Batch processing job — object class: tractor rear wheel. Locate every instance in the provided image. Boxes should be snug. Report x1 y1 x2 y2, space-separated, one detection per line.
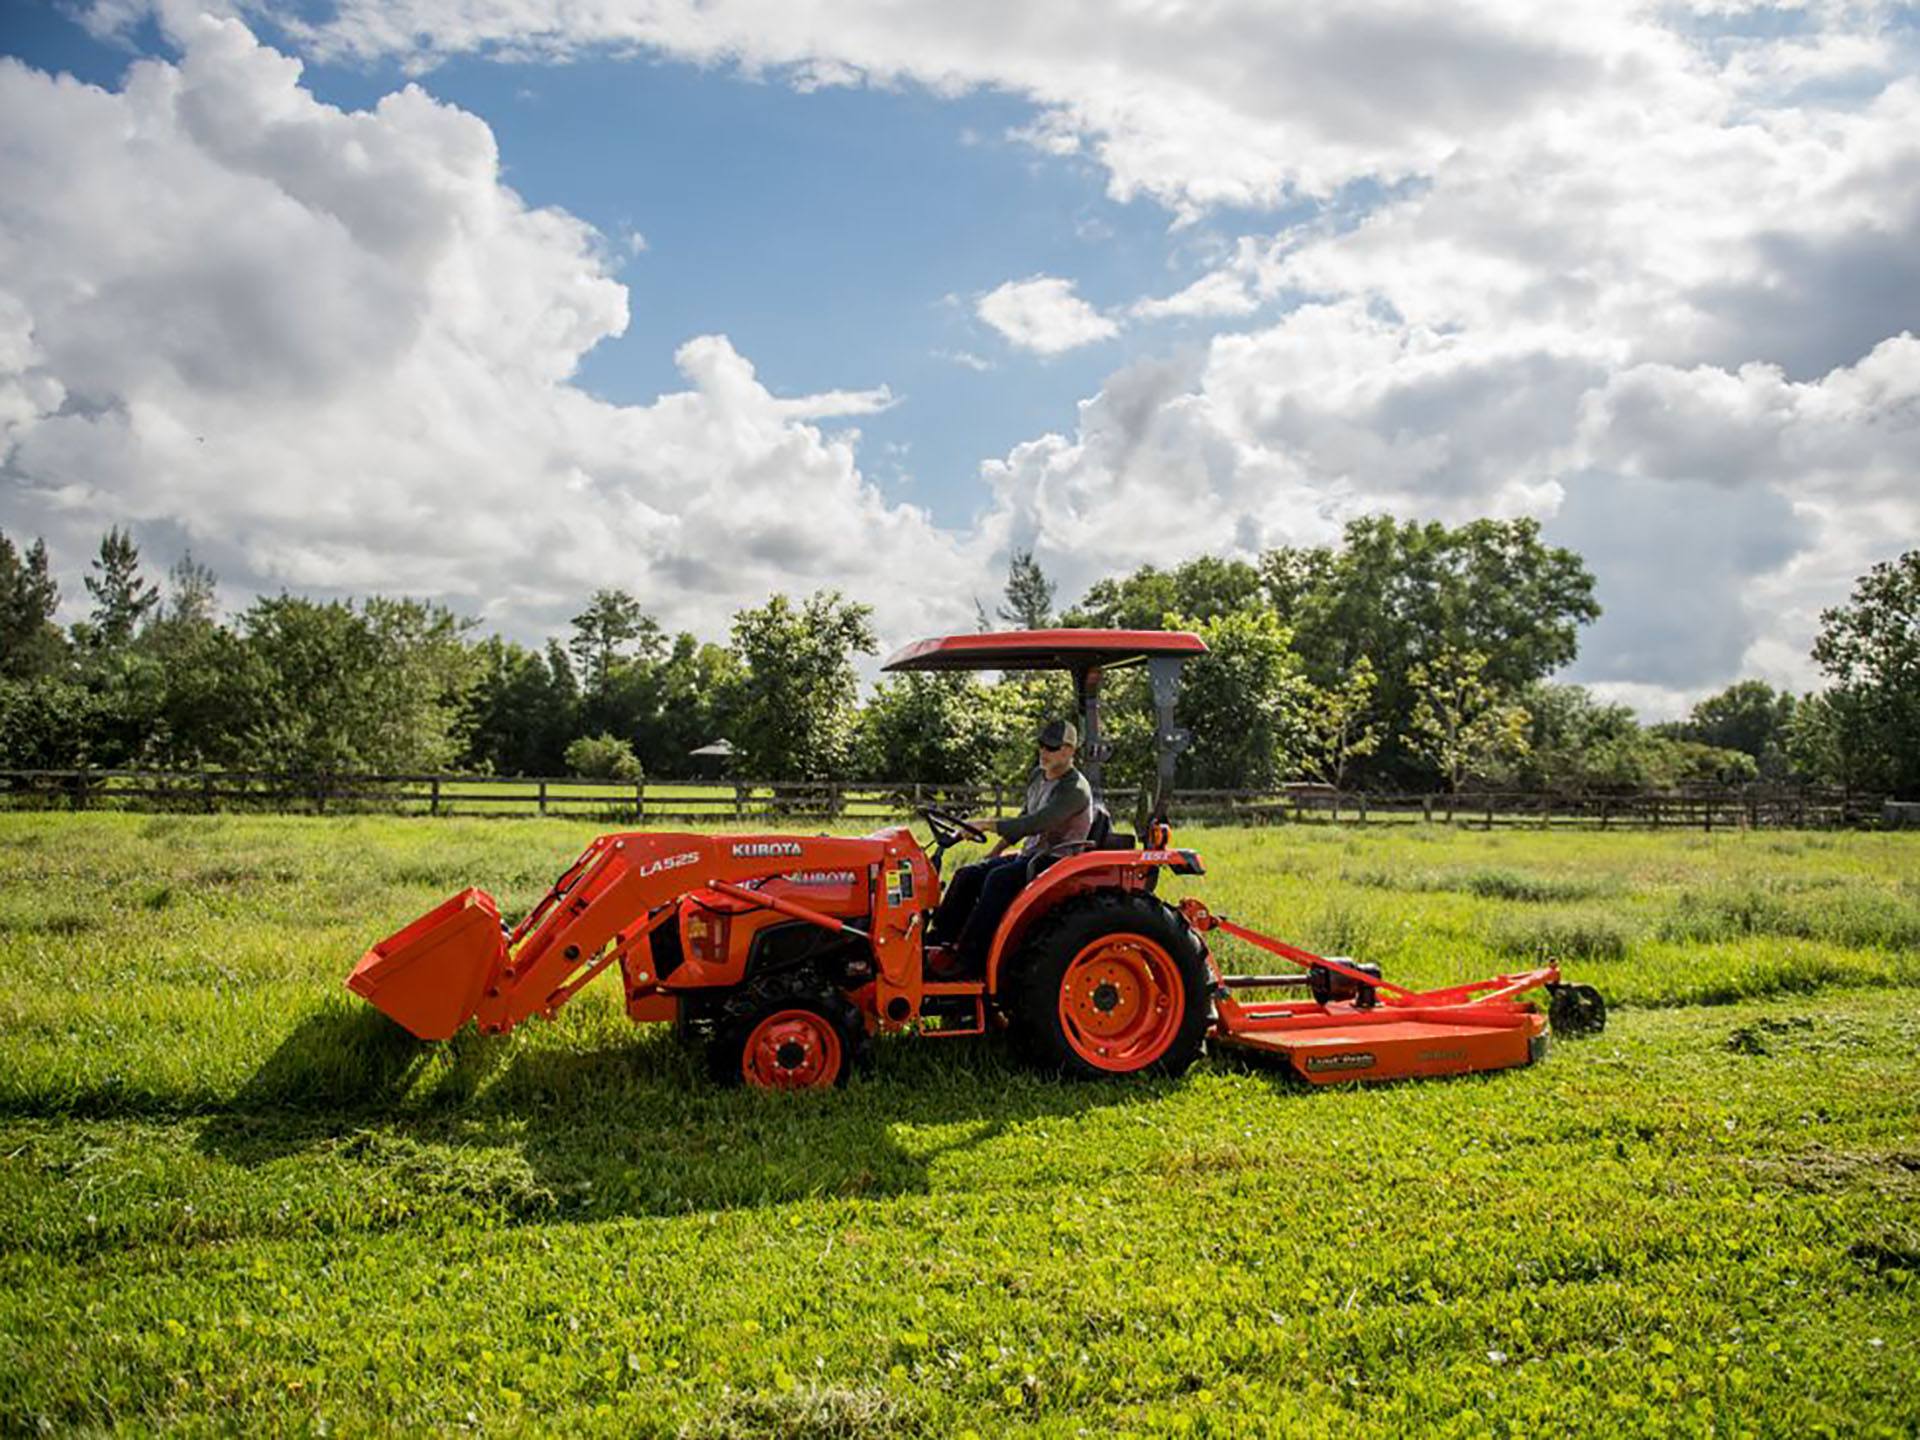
1006 893 1211 1080
710 975 867 1089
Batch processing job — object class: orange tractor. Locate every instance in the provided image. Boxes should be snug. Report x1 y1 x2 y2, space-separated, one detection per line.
348 630 1604 1088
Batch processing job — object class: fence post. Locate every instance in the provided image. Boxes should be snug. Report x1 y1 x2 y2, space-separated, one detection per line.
1485 797 1494 831
202 770 215 815
537 779 548 818
1600 797 1610 831
1357 792 1368 825
635 779 645 822
1422 795 1433 824
430 775 441 817
1540 793 1551 830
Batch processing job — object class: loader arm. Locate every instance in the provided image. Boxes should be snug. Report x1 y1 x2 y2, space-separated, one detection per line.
349 830 928 1040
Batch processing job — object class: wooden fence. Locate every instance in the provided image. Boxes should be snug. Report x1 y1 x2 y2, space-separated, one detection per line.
0 769 1889 830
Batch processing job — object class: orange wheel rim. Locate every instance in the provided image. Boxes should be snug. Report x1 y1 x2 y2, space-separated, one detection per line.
742 1009 843 1089
1057 934 1185 1072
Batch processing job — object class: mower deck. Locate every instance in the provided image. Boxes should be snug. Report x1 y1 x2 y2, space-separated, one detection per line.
1184 899 1565 1084
1212 1008 1544 1083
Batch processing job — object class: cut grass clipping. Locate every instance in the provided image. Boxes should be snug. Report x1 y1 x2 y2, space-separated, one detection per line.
0 814 1915 1436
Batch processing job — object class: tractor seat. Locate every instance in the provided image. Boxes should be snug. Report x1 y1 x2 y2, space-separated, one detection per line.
1087 804 1113 848
1087 804 1136 851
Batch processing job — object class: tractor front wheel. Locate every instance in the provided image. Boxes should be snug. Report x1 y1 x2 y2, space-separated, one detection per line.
1007 893 1211 1079
709 977 867 1090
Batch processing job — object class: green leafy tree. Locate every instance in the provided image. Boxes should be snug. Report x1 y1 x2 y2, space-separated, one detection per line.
1808 550 1919 797
1658 680 1797 779
997 549 1056 630
1167 608 1310 788
1785 692 1872 792
161 552 219 628
569 589 664 701
1585 732 1757 789
1408 647 1532 795
0 676 108 767
239 596 477 777
0 531 66 681
634 633 743 776
857 672 1003 784
129 552 256 766
565 732 644 781
1264 516 1598 782
461 636 579 775
1299 657 1382 790
728 591 877 779
147 625 256 768
1064 555 1265 629
1514 683 1640 791
81 526 160 652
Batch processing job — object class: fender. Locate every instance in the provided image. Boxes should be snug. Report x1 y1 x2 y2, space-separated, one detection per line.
983 847 1205 995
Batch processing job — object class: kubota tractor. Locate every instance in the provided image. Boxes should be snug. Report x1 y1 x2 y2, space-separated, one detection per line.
348 630 1604 1088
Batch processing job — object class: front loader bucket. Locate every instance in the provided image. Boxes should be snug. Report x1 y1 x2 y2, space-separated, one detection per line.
346 887 506 1040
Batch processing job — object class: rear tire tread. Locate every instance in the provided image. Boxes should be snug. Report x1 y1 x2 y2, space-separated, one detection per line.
1004 891 1211 1080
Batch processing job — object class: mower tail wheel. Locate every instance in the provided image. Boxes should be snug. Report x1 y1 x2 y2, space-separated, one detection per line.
1005 892 1211 1080
709 975 868 1089
1547 982 1607 1038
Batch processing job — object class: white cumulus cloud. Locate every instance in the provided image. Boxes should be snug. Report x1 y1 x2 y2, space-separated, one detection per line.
976 276 1119 357
132 0 1652 220
0 15 982 650
31 1 1920 715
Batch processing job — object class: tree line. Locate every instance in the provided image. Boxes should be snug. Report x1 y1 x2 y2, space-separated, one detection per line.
2 519 1914 798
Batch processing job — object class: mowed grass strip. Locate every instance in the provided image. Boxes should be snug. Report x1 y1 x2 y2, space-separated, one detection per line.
0 814 1916 1436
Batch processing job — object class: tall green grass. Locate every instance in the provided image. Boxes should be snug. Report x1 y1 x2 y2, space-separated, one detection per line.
1 814 1916 1435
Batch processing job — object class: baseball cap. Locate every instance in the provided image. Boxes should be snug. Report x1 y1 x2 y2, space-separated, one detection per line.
1036 719 1079 749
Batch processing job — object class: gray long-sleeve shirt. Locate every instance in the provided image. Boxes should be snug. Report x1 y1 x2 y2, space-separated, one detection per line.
993 766 1094 855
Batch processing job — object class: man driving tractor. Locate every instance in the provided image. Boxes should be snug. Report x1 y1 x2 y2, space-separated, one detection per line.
931 718 1093 973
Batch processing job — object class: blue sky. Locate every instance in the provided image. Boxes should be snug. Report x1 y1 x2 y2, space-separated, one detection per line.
1 1 1916 714
4 2 1271 529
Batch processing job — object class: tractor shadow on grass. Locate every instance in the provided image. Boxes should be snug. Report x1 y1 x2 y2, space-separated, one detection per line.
195 1003 1160 1221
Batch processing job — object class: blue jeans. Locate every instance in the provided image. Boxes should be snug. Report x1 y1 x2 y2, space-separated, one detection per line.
934 852 1030 967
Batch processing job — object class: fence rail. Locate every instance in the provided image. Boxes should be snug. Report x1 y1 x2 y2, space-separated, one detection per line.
0 769 1891 829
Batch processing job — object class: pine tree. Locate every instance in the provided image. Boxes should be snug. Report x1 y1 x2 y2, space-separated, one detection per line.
163 552 219 628
1 531 65 679
83 527 160 650
568 589 661 701
998 548 1055 630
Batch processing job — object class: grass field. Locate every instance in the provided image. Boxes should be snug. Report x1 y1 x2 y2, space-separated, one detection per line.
2 814 1915 1436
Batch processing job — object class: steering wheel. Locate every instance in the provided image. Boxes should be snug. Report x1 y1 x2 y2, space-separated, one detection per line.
920 805 990 848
